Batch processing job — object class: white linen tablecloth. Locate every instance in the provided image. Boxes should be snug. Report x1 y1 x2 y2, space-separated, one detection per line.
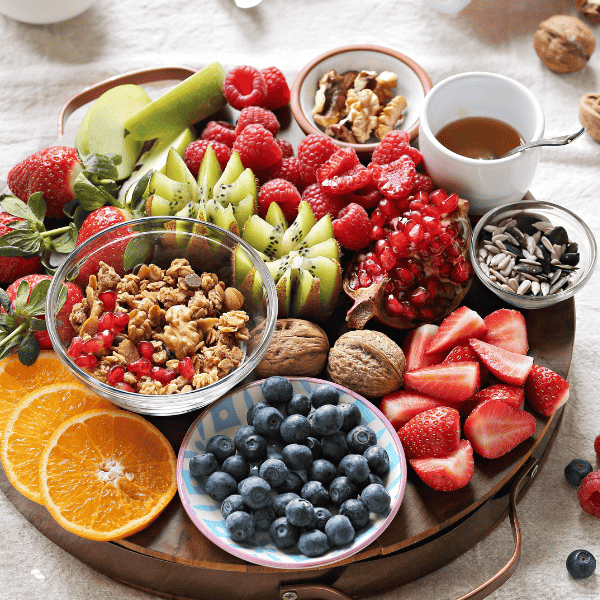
1 1 599 598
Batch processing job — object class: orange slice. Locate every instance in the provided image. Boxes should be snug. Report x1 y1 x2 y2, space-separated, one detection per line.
39 409 177 541
1 382 117 504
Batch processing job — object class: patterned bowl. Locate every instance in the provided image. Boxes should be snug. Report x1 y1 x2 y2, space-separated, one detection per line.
177 378 407 569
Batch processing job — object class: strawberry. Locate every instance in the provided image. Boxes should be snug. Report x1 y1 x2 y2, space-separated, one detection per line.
380 389 448 430
524 364 569 417
443 344 490 385
397 406 461 459
469 338 533 386
402 324 445 372
403 361 480 403
460 383 525 418
595 435 600 461
0 213 42 283
409 439 474 491
578 471 600 518
482 308 528 355
426 306 488 355
463 399 537 459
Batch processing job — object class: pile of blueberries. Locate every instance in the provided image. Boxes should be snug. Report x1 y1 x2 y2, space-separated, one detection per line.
189 376 392 558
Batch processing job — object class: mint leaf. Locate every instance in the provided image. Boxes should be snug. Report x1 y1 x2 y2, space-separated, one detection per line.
18 332 40 366
15 280 30 313
0 195 38 222
123 236 151 271
27 192 47 224
26 280 51 316
73 206 93 231
57 284 68 313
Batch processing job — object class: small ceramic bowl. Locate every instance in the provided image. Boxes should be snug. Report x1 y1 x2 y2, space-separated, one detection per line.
470 200 597 309
291 44 432 156
418 72 545 216
0 0 94 24
177 378 407 569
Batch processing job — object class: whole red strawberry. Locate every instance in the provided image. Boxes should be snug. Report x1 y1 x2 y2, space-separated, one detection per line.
7 146 83 219
524 364 570 417
0 213 42 283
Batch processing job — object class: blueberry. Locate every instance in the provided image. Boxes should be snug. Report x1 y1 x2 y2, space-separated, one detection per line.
247 401 268 426
285 497 315 527
273 492 300 518
301 480 329 506
360 483 391 514
266 445 283 461
221 455 250 483
566 549 596 579
237 433 268 463
339 498 370 530
253 406 285 438
309 459 337 486
298 529 330 557
363 445 390 476
313 506 332 531
234 425 256 451
286 393 311 416
321 431 349 463
261 376 294 406
281 443 313 471
238 476 272 509
311 404 344 436
249 466 260 477
305 436 324 460
221 494 245 519
339 454 370 484
206 471 238 502
189 452 219 478
269 517 300 549
280 414 311 444
564 459 593 487
251 506 276 531
325 514 355 547
206 435 236 463
310 383 339 408
359 473 384 490
338 402 362 432
329 476 357 506
225 511 255 542
275 470 304 494
346 425 377 454
259 458 289 488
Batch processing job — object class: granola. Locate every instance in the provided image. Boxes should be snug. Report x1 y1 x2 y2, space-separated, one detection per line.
67 259 250 395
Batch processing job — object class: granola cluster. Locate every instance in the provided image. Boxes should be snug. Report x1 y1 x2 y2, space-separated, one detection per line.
68 259 250 395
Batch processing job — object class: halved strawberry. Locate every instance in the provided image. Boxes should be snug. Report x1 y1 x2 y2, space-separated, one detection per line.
409 439 474 491
460 383 525 418
380 389 448 430
403 361 480 403
524 364 570 417
469 338 533 386
482 309 528 355
464 399 537 459
397 406 461 459
443 344 490 385
426 306 487 355
402 324 446 372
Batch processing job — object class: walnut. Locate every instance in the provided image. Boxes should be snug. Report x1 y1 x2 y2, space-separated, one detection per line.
534 15 595 73
116 339 140 363
327 330 405 398
579 92 600 142
157 304 200 359
127 309 152 343
325 123 357 143
376 95 407 140
344 88 380 143
312 69 358 128
97 262 121 292
575 0 600 24
373 71 398 105
353 70 377 92
254 319 330 378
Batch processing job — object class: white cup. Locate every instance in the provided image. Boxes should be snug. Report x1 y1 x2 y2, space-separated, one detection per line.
418 72 545 215
0 0 94 24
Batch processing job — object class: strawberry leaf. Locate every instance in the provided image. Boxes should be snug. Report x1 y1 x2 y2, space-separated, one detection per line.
123 236 152 272
82 153 120 182
57 284 68 313
0 289 14 315
18 331 40 366
0 313 17 328
25 280 52 317
51 224 77 254
15 280 30 313
0 195 39 222
0 229 42 255
0 340 20 361
74 173 115 211
30 317 47 332
27 192 47 224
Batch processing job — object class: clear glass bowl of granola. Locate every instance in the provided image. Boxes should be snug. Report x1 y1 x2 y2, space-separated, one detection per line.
46 216 278 416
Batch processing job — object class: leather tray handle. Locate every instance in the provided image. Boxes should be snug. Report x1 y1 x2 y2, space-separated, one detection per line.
278 456 539 600
57 66 198 137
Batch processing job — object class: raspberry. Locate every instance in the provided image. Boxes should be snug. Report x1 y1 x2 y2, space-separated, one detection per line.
276 138 294 158
578 470 600 518
223 65 267 111
184 140 231 176
297 134 338 186
235 106 280 136
201 120 237 148
260 66 291 110
317 148 370 195
332 203 371 251
233 124 282 171
260 157 303 190
258 178 301 222
343 179 382 210
368 155 416 200
371 130 411 165
412 172 434 194
301 183 347 221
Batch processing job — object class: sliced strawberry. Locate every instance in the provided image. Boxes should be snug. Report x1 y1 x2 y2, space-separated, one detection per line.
482 309 528 355
409 439 474 491
524 364 570 417
380 389 448 430
464 399 536 459
426 306 487 355
469 338 533 386
402 324 445 372
403 361 480 403
460 383 525 418
397 406 461 459
443 344 490 385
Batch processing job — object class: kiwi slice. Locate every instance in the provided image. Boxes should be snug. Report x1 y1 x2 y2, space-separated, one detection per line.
197 145 222 202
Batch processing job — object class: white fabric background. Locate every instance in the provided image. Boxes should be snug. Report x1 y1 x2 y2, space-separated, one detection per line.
0 0 599 598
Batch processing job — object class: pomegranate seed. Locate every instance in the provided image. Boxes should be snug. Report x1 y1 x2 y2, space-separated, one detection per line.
83 337 104 354
371 209 386 228
413 191 429 203
97 329 115 349
401 301 417 320
364 258 382 277
150 367 177 385
407 210 424 224
107 365 126 386
385 295 404 316
116 382 137 393
67 337 85 357
113 312 130 332
419 308 435 320
127 358 152 376
375 239 391 256
406 221 424 243
178 356 195 380
358 271 373 287
430 189 447 208
410 287 429 306
422 205 442 219
451 261 473 283
98 290 117 312
74 354 97 368
97 312 115 332
378 197 397 219
409 199 426 212
380 250 396 271
423 216 443 234
389 229 409 250
440 192 459 214
370 225 386 240
137 341 154 360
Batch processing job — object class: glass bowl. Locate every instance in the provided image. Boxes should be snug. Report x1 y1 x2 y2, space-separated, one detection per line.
46 216 278 416
470 200 597 309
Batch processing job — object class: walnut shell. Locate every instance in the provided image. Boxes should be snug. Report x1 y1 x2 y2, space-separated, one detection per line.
534 15 595 73
327 330 405 399
253 319 329 378
579 92 600 142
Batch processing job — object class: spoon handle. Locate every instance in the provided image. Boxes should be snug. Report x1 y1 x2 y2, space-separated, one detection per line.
501 127 586 158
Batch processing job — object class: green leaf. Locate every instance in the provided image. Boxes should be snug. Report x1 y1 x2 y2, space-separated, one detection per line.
129 169 153 211
62 198 80 219
15 280 30 313
41 254 57 276
27 192 47 223
30 317 47 332
25 279 51 316
0 289 13 315
57 284 68 313
83 153 120 182
0 229 41 255
123 236 151 271
0 313 17 328
0 195 38 222
18 332 40 366
107 195 126 210
0 245 37 258
51 224 78 254
0 342 19 362
73 206 93 231
6 220 30 230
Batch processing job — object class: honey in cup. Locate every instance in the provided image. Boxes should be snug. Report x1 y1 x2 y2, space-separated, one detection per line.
435 116 524 160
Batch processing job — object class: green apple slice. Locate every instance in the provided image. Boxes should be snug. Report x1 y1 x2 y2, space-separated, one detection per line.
75 105 93 155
